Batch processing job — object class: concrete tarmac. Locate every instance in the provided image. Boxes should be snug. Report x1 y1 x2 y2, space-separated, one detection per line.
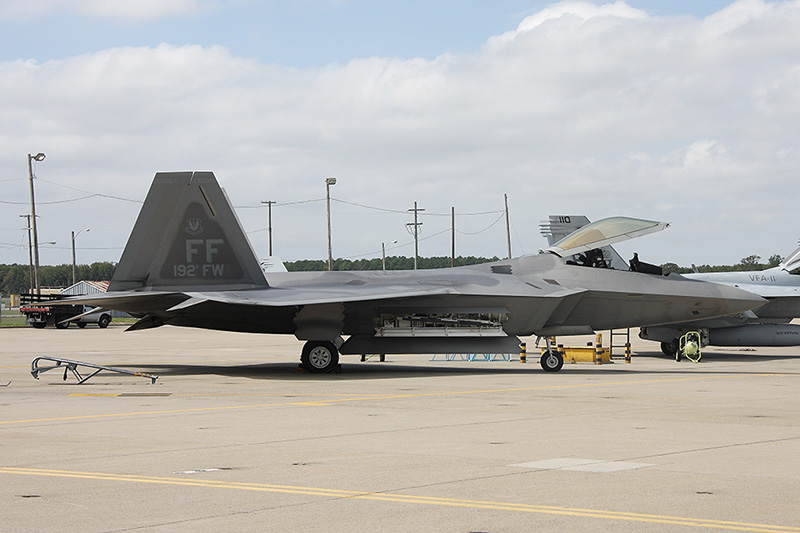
1 325 799 532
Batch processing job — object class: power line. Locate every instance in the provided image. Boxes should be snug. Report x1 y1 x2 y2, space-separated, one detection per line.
332 197 503 217
35 178 143 203
455 212 506 235
235 198 324 209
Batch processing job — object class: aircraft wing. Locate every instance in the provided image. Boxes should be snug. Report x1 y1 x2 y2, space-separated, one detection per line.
60 270 585 312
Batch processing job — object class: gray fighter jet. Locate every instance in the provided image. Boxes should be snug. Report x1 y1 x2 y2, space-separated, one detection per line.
540 215 800 355
59 172 764 373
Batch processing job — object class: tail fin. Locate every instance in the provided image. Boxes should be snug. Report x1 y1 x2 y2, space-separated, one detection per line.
110 171 268 291
539 215 591 246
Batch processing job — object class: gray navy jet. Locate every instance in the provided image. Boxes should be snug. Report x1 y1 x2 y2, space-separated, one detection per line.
60 172 764 373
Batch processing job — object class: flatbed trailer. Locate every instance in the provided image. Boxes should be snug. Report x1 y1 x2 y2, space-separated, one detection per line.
20 292 111 329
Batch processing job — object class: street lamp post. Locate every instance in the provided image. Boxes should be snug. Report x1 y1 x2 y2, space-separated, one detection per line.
71 228 90 285
325 177 336 271
19 215 33 291
27 152 46 294
382 240 397 271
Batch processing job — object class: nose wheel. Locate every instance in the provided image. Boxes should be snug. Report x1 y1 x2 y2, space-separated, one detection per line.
540 350 564 372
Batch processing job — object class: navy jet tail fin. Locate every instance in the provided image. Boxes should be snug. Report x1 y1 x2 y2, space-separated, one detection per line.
539 215 591 246
109 171 268 291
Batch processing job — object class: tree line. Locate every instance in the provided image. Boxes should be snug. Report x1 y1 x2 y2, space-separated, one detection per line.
660 254 784 274
0 262 116 296
0 253 787 297
285 255 501 272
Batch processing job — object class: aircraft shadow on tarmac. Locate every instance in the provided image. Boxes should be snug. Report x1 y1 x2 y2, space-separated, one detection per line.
111 351 800 381
634 349 800 363
116 361 547 381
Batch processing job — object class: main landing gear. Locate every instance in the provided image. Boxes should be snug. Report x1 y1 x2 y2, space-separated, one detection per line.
660 339 678 356
300 341 340 373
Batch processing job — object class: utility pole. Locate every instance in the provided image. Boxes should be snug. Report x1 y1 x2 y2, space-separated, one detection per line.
407 202 424 270
19 214 33 291
451 207 455 268
261 200 275 256
381 240 397 271
504 193 512 260
27 153 45 294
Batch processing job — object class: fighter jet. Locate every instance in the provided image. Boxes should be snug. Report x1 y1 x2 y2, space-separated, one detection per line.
540 215 800 355
58 172 764 373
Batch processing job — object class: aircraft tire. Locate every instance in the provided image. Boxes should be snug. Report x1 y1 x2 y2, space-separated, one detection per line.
301 341 340 373
661 340 678 356
540 350 564 372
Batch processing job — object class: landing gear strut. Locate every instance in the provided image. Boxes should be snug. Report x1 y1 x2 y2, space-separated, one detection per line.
301 341 340 373
538 337 564 372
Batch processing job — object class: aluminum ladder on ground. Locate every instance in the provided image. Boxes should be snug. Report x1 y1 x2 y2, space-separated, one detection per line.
31 356 158 384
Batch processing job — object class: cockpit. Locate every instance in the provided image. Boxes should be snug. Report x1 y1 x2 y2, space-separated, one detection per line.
545 216 670 275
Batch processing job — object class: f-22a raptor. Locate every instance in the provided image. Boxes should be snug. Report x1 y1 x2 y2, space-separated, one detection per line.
60 172 764 373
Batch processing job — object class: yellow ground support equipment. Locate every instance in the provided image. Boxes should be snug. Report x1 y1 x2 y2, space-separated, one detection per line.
677 331 702 363
542 339 610 364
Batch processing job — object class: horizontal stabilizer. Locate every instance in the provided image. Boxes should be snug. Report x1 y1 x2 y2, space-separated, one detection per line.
126 315 165 331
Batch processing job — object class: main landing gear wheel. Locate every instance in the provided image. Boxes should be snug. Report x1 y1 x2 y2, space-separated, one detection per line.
301 341 340 373
661 339 678 357
540 350 564 372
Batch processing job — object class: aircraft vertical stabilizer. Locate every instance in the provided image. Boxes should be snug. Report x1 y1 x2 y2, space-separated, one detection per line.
109 171 268 291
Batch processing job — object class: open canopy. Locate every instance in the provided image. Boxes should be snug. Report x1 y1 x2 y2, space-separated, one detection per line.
546 216 670 258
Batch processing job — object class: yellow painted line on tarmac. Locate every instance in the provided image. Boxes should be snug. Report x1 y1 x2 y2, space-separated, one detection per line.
0 373 781 426
0 467 797 532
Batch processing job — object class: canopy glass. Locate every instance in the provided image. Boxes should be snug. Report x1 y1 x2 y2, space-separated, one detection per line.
547 216 669 257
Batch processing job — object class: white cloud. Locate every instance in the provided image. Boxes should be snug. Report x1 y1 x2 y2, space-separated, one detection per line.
2 0 800 267
489 0 647 47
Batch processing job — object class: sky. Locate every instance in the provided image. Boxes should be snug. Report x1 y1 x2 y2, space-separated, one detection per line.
1 0 798 271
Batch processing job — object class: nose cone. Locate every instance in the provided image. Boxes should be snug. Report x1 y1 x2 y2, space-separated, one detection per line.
691 280 767 319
